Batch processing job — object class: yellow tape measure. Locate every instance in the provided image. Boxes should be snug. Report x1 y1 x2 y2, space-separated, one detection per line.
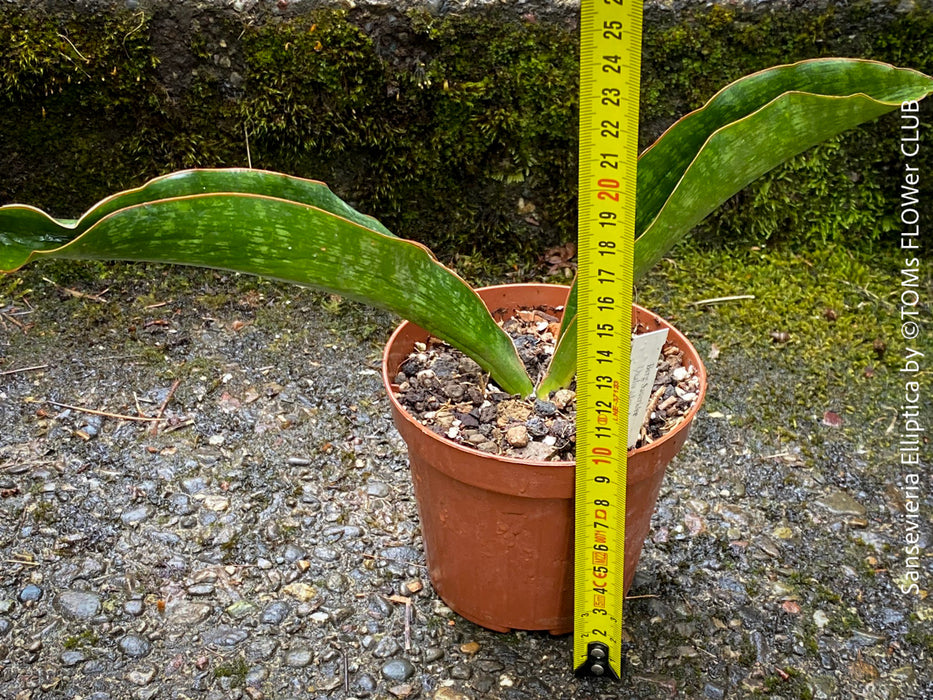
574 0 642 679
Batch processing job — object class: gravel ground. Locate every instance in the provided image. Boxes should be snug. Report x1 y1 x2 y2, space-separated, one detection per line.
1 262 930 699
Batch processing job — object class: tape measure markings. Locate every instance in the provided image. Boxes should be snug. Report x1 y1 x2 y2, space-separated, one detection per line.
573 0 643 680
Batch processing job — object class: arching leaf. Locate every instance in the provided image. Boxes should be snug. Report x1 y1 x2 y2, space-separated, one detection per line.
634 59 933 278
0 169 534 396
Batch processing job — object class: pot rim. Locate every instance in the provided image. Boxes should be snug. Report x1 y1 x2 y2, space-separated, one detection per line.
381 282 707 468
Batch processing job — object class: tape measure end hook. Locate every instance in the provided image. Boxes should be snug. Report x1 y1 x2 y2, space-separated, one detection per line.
574 642 623 680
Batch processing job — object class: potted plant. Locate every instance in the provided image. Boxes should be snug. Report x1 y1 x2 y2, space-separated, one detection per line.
2 59 931 634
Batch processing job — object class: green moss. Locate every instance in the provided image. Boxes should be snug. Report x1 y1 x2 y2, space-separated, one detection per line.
213 656 249 685
232 8 580 259
0 10 170 212
0 1 930 263
737 634 757 666
278 522 300 540
62 629 98 650
637 239 929 456
32 499 56 525
828 607 864 635
759 667 814 699
195 291 237 311
904 626 933 653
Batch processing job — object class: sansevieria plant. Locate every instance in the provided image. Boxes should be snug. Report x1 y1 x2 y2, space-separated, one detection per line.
2 59 931 398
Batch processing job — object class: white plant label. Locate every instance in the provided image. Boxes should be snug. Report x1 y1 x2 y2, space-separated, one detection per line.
628 328 669 449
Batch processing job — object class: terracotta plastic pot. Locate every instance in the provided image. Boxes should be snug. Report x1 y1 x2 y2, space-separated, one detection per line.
382 284 706 634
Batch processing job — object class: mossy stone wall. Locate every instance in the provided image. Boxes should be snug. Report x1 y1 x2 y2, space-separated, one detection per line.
0 0 930 262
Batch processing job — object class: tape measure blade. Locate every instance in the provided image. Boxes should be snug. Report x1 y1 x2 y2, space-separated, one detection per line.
574 0 642 680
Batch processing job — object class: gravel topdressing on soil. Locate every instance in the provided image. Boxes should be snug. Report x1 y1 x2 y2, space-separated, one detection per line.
392 308 701 462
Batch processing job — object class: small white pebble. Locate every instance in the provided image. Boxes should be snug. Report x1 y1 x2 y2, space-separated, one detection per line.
552 389 576 409
506 425 529 448
201 495 229 512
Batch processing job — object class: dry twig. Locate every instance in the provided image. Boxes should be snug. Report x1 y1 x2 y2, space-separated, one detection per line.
0 365 48 376
4 557 39 567
47 400 164 422
162 419 195 434
690 294 756 306
0 312 28 330
42 277 109 303
149 379 182 435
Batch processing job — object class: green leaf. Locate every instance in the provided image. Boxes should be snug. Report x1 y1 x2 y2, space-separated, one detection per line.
0 169 534 397
537 312 576 398
555 59 931 385
540 277 575 395
556 276 577 342
634 58 933 279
